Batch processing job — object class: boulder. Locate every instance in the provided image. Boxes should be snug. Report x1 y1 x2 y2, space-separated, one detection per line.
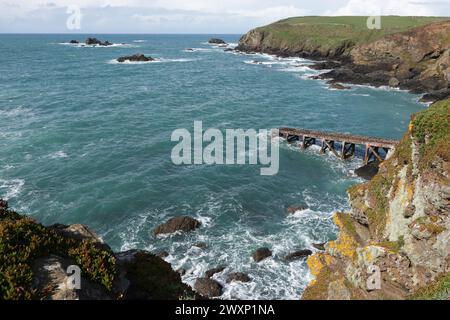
355 161 380 180
389 77 400 87
253 247 272 262
32 255 112 300
285 249 313 262
117 54 154 63
153 250 169 258
194 278 223 298
193 242 207 249
205 266 225 278
226 272 251 283
153 216 201 236
52 224 110 250
208 38 226 45
287 204 308 215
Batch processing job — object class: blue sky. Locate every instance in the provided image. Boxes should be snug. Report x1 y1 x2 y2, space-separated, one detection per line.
1 0 449 33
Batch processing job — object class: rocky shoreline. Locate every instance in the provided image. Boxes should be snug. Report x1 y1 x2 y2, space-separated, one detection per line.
235 20 450 102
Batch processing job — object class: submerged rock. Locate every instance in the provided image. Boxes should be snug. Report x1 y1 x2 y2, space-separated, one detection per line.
205 266 225 278
312 243 326 251
208 38 226 44
253 247 272 262
194 278 223 298
285 250 313 262
287 204 308 215
226 272 251 283
117 54 154 63
355 161 380 180
153 216 201 236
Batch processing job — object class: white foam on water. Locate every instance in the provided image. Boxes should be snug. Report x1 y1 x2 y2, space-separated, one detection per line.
59 42 137 48
48 151 68 159
0 179 25 200
108 57 197 65
133 40 147 43
183 48 213 53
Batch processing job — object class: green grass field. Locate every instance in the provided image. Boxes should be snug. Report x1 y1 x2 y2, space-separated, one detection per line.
253 16 449 52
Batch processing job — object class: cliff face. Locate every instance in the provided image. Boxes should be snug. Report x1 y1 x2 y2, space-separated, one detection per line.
0 201 198 300
237 17 450 100
303 99 450 300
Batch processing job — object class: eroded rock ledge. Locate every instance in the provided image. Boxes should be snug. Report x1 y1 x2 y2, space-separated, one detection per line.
302 99 450 300
236 19 450 102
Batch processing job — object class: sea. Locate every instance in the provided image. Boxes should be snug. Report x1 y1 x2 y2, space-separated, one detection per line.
0 34 425 299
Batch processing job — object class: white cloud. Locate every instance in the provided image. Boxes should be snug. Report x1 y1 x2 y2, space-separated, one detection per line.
328 0 437 16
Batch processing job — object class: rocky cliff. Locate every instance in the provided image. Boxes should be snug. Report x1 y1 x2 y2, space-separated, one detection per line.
237 17 450 101
0 200 198 300
302 99 450 300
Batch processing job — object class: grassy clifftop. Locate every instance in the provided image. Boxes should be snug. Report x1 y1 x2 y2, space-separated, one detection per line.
239 16 449 56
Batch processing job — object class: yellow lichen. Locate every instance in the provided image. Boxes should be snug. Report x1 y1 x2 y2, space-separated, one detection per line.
307 253 333 277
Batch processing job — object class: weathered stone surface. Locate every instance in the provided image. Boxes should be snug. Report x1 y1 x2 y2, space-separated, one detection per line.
226 272 251 283
32 255 111 300
355 161 380 180
205 266 225 278
153 216 201 236
285 250 313 262
253 247 272 262
208 38 226 44
287 204 308 215
312 243 326 251
194 278 223 298
117 54 154 63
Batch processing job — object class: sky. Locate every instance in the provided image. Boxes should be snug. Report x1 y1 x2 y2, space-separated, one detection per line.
1 0 449 33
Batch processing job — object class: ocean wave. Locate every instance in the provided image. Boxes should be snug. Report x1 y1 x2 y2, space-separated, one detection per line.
107 57 197 65
133 40 147 43
183 48 213 53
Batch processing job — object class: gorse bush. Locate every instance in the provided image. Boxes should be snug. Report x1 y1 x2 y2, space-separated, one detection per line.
0 201 117 300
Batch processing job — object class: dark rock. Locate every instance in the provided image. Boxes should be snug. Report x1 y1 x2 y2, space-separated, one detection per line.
205 266 225 278
177 268 186 276
85 37 112 46
420 88 450 103
117 54 154 63
153 216 201 236
389 77 400 87
185 48 195 51
285 249 313 262
0 199 8 210
153 250 169 258
194 278 223 298
69 40 79 44
224 48 234 52
253 247 272 262
117 250 198 300
208 38 226 44
193 242 207 249
312 243 326 251
329 82 351 90
226 272 251 283
310 61 342 70
287 204 308 215
32 255 112 300
355 161 380 180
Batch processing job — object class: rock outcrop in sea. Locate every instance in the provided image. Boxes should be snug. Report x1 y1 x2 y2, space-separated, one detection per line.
302 99 450 300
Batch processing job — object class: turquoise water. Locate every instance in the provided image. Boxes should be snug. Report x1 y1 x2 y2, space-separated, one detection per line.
0 34 424 299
